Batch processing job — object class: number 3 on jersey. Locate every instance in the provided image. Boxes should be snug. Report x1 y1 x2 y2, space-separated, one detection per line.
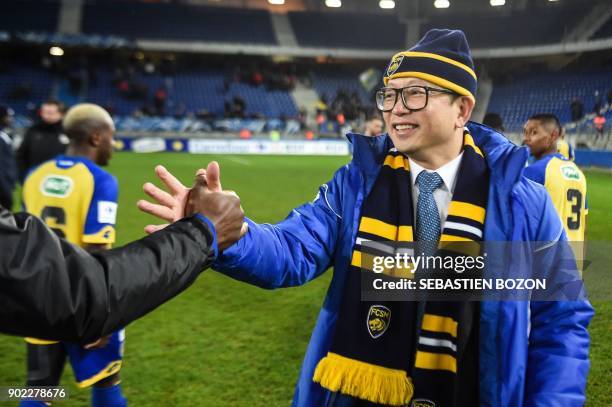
41 206 67 238
566 189 582 231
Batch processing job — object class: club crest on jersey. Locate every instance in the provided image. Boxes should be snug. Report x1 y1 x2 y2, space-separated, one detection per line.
387 55 404 77
367 305 391 338
40 175 73 198
561 165 580 180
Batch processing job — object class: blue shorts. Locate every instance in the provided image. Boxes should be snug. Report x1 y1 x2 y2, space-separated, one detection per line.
25 329 125 388
65 329 125 388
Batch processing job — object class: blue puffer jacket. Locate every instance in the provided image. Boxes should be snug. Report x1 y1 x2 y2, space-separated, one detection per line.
213 122 593 406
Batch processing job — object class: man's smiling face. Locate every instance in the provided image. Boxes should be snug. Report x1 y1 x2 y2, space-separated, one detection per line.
383 77 463 164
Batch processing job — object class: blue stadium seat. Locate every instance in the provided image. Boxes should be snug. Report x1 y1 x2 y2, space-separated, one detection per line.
488 71 612 131
288 11 405 49
0 66 55 114
82 2 277 44
312 66 375 107
423 5 590 48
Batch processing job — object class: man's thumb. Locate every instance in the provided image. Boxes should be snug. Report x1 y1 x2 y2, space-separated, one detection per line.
206 161 222 192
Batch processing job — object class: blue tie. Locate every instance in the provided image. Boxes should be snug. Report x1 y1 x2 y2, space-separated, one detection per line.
415 171 443 245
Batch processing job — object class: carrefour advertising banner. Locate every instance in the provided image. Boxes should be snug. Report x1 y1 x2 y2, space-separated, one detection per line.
115 137 350 156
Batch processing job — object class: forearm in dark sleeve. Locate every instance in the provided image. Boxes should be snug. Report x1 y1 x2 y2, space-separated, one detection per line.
92 215 216 338
0 211 215 343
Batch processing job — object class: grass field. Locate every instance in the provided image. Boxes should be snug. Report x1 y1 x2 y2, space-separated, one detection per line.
1 152 610 406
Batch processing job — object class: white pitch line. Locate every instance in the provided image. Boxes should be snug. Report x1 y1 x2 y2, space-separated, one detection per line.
226 156 252 166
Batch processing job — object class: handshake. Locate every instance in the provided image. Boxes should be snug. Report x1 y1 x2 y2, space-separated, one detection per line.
137 161 247 251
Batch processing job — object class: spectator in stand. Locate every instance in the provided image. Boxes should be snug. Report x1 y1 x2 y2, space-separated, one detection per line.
117 80 130 98
232 96 246 119
252 71 264 87
483 112 505 132
316 111 327 134
607 89 612 108
142 104 155 117
349 92 362 120
594 112 606 139
316 96 328 117
16 99 67 182
67 67 86 96
174 103 187 119
363 115 384 137
0 106 16 210
594 90 602 114
570 98 584 122
336 113 346 127
298 107 308 131
154 87 168 116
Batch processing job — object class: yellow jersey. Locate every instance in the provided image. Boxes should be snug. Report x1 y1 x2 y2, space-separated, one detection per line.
23 155 118 247
557 139 575 161
524 153 587 242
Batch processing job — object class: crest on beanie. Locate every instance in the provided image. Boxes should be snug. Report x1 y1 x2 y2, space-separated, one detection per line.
386 55 404 77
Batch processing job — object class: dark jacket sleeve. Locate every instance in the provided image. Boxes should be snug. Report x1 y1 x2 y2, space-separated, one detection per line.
0 207 216 343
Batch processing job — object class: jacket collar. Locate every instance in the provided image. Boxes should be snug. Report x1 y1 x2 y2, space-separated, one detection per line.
347 121 529 190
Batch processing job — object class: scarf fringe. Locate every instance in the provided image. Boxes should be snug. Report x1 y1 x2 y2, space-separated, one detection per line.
313 352 413 406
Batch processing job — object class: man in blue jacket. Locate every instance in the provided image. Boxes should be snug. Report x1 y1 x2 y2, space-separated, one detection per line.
140 29 592 406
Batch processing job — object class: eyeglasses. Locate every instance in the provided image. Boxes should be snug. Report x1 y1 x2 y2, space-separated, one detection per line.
375 86 458 112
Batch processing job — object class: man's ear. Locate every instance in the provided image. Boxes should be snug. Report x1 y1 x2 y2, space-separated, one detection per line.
550 128 561 143
89 131 101 147
455 96 475 129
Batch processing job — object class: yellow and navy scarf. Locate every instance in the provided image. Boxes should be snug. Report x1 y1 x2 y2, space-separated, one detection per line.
314 131 489 406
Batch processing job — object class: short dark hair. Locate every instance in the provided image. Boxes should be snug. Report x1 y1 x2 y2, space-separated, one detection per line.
366 110 383 122
483 112 504 132
42 98 66 113
528 113 561 134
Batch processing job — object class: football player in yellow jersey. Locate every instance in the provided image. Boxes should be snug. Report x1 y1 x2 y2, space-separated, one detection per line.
523 113 587 267
22 104 126 407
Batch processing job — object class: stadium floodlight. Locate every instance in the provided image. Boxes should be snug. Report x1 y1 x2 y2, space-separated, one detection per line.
268 0 285 4
49 46 64 56
490 0 505 5
325 0 342 7
379 0 395 9
434 0 450 9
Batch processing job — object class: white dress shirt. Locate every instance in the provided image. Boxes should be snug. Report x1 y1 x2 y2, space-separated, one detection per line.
409 152 464 231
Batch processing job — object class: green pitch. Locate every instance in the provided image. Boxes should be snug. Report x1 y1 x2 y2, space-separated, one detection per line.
1 153 610 406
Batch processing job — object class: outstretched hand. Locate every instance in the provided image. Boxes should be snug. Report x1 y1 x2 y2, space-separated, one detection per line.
137 164 191 233
137 161 247 250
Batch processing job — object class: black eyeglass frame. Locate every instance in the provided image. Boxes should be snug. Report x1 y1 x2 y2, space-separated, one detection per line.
375 85 459 112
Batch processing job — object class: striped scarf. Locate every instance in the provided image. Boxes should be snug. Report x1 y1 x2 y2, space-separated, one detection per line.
313 131 489 406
